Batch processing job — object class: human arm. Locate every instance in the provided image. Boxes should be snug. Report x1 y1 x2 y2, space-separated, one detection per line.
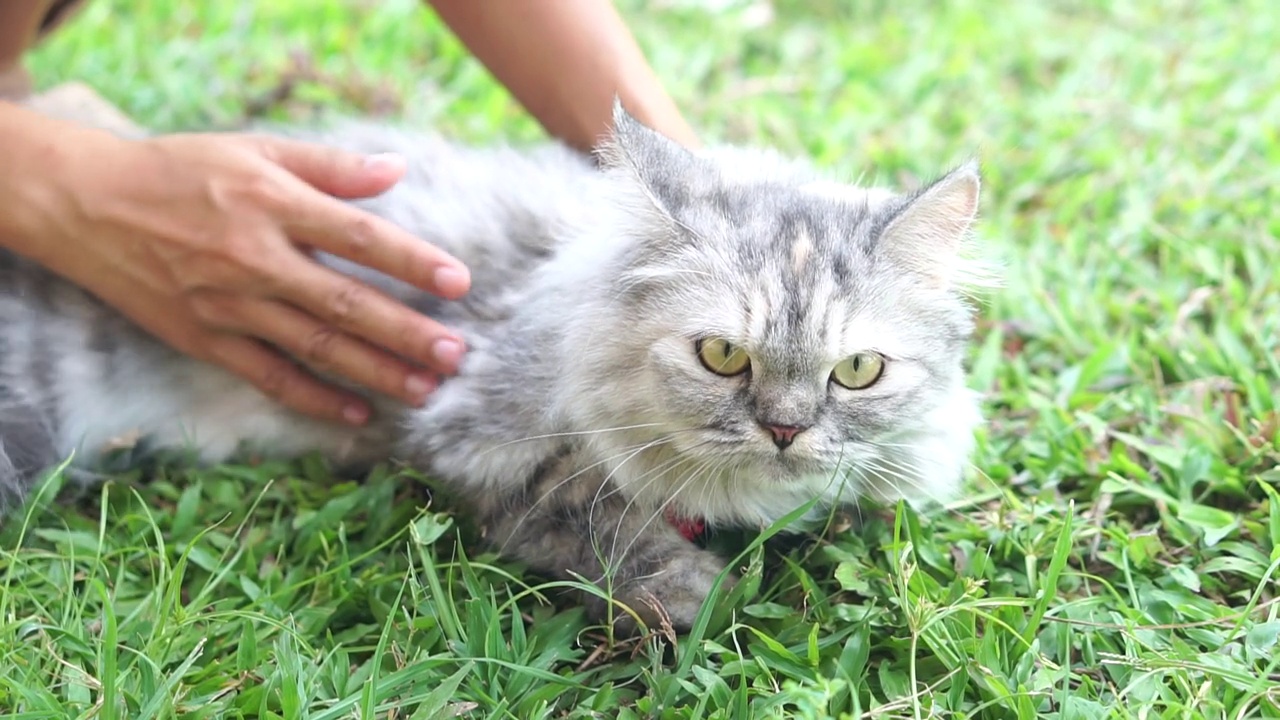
0 100 470 425
426 0 699 153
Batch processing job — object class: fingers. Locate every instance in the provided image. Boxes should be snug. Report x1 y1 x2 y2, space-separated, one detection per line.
192 134 473 414
263 256 467 377
96 278 372 425
205 334 373 426
228 296 440 407
281 191 472 301
257 135 407 199
252 133 472 300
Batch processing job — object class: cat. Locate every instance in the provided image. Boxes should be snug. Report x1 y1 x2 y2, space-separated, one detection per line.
0 104 991 632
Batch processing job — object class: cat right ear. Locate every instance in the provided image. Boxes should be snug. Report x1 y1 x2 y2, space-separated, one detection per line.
598 98 677 168
595 98 702 219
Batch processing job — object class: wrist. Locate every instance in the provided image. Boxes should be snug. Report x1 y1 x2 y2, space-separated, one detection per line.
0 101 132 266
429 0 699 153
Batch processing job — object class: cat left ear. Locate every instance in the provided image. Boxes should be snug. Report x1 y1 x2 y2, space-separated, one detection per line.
874 161 982 288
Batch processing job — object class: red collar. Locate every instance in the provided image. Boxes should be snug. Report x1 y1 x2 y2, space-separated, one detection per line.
664 506 706 542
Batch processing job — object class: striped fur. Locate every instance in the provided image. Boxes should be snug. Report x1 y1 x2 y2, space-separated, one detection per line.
0 106 989 630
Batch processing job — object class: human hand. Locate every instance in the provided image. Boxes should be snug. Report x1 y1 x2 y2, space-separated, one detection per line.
31 130 470 425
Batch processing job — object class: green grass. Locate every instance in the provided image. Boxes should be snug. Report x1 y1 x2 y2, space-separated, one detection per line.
4 0 1279 717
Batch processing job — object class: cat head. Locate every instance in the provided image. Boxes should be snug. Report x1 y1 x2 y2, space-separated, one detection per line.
554 104 992 526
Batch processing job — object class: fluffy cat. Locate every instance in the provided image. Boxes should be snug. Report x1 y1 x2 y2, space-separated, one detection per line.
0 105 989 631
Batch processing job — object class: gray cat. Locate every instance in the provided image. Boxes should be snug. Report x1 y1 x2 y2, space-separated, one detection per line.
0 105 990 631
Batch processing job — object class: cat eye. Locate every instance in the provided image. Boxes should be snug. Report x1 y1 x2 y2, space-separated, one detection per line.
696 338 751 376
830 352 885 390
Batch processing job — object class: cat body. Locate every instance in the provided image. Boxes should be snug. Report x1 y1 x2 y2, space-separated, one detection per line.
0 107 988 629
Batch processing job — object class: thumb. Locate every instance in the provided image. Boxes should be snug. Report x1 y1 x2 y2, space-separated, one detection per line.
257 136 407 199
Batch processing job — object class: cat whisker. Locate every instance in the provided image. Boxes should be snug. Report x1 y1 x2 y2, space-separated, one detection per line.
478 422 669 455
844 458 885 509
684 456 734 520
865 452 926 485
590 453 700 580
862 437 925 450
599 452 703 542
827 454 863 516
586 441 686 530
609 456 717 568
618 451 735 567
698 454 742 514
593 453 681 508
838 460 869 527
859 455 939 502
585 439 718 577
497 435 675 556
692 460 726 522
588 437 717 513
867 445 962 502
859 456 914 487
607 449 723 557
835 447 866 508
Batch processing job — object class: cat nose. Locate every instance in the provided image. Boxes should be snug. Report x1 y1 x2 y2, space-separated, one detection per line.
762 423 808 450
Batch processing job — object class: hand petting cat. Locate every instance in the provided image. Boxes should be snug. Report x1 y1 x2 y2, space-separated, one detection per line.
0 111 474 425
0 0 697 425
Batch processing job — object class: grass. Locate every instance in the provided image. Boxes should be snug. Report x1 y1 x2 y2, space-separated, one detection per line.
4 0 1279 717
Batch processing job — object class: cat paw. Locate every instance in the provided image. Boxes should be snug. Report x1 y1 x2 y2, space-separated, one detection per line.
592 547 736 634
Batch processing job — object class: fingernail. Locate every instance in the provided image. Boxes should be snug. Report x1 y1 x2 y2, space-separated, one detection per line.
405 373 437 402
342 403 370 426
433 265 471 295
363 153 405 173
432 337 466 370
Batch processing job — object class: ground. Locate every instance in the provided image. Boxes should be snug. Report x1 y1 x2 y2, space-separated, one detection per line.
3 0 1278 717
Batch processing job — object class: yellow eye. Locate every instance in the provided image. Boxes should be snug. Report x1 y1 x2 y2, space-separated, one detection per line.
830 352 885 389
696 338 751 376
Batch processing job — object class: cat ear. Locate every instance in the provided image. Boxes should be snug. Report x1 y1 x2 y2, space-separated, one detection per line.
601 98 687 167
596 98 701 217
874 161 984 288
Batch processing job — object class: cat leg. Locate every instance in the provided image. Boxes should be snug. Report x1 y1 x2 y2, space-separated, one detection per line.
475 449 735 633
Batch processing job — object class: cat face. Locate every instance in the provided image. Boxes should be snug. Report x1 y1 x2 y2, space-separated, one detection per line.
558 107 990 525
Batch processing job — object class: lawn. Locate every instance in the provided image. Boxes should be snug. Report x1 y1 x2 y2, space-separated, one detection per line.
3 0 1279 717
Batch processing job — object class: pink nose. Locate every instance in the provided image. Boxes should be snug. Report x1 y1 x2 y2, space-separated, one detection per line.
763 424 807 450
